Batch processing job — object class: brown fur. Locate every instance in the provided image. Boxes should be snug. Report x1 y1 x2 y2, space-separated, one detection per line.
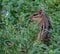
29 8 52 44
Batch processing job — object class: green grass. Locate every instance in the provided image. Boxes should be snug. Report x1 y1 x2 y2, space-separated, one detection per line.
0 0 60 54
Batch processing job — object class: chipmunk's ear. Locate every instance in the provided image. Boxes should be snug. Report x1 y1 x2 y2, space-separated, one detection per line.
37 8 42 14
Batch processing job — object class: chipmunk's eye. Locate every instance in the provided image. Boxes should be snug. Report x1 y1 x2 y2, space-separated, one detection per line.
33 13 38 16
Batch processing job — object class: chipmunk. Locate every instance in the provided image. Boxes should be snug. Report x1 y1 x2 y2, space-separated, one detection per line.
29 8 52 45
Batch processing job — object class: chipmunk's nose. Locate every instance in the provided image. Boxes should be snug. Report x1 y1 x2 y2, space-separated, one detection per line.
29 16 31 18
29 15 33 19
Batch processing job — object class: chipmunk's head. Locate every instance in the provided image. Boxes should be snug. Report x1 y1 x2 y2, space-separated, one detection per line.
29 8 44 23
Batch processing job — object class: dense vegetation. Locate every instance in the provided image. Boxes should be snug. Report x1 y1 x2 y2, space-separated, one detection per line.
0 0 60 54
